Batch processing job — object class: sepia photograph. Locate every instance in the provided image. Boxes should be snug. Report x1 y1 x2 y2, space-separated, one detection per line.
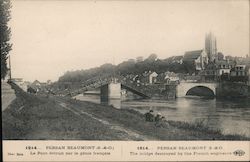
1 0 250 144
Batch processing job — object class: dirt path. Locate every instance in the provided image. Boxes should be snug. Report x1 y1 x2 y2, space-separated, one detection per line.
1 81 16 111
56 99 156 141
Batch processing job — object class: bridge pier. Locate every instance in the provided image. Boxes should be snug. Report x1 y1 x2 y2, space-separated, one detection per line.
100 83 121 100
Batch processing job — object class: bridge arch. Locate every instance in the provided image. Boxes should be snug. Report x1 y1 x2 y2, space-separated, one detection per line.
176 82 217 98
186 86 215 97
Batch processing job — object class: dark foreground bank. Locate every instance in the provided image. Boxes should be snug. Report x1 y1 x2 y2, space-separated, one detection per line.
2 83 249 140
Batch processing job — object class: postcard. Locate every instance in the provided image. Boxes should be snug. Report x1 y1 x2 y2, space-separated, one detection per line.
1 0 249 161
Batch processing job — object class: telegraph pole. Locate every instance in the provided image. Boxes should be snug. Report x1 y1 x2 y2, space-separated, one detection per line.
8 55 12 80
112 56 115 82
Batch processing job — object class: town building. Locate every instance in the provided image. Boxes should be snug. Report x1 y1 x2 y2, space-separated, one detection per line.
202 59 236 82
156 72 180 84
202 62 217 82
32 80 41 87
215 59 235 76
230 65 249 83
205 32 217 62
28 80 41 92
28 80 48 92
235 55 250 66
149 71 158 84
156 73 166 83
224 55 250 66
139 71 158 84
164 71 180 84
183 49 208 74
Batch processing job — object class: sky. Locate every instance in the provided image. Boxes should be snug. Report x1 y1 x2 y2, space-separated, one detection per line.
9 0 249 82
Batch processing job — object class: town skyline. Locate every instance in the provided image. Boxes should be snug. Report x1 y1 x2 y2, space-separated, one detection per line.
9 0 249 82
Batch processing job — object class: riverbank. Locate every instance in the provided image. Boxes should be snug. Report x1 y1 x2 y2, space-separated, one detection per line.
2 83 249 140
216 82 249 98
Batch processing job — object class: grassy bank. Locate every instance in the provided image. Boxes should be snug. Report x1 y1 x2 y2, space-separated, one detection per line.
2 83 133 140
2 83 249 140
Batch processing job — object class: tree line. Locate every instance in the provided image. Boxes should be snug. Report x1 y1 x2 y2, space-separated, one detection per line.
58 54 188 83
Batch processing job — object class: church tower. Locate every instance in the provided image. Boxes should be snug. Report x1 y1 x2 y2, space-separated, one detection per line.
205 32 217 62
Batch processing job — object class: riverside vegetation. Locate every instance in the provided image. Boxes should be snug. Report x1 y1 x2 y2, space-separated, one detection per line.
2 82 249 140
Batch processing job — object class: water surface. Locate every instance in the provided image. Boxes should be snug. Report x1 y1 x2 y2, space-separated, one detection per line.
75 94 250 137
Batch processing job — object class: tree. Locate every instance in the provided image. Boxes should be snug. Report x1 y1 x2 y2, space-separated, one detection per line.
0 0 12 79
136 56 143 62
217 52 224 60
146 53 157 62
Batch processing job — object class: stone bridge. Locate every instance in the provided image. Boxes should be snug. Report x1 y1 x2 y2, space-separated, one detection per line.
176 82 217 98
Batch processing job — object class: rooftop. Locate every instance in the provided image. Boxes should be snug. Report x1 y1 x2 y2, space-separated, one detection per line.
183 50 203 61
215 60 235 66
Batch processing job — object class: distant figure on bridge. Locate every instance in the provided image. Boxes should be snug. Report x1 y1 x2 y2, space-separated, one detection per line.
144 110 155 122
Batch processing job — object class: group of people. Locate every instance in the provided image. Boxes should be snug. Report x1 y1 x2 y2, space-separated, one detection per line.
144 110 168 128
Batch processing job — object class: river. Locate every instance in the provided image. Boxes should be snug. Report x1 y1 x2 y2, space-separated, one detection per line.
74 94 250 138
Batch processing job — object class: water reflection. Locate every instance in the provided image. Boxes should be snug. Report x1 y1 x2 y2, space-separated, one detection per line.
74 94 122 109
101 97 121 109
74 94 250 137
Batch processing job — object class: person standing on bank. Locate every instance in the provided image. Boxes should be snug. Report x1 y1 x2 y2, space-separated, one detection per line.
145 109 155 122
